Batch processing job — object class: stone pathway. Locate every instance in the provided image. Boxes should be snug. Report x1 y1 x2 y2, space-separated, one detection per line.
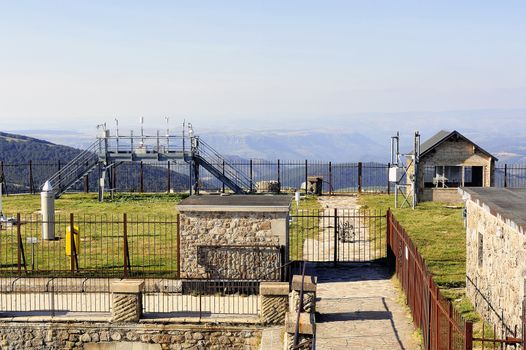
302 196 419 349
313 264 419 350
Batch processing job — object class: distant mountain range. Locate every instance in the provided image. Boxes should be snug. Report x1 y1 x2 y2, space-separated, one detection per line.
4 126 526 164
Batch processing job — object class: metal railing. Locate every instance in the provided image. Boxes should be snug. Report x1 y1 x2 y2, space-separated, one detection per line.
0 213 180 278
387 210 524 350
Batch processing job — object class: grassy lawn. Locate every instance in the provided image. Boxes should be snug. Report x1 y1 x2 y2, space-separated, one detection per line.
0 193 186 277
2 192 186 217
289 195 322 261
359 194 482 325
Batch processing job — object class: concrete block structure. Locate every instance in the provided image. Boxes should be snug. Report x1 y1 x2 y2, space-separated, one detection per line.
460 188 526 333
407 130 497 202
177 195 291 279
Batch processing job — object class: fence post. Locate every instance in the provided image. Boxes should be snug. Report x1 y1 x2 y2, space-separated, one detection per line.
333 208 338 265
16 213 26 274
140 161 144 193
250 159 253 192
277 159 281 193
123 213 130 277
222 160 225 193
329 161 333 195
465 321 473 350
358 162 363 193
167 161 171 193
387 163 391 195
29 160 33 194
69 213 78 272
504 164 508 188
305 160 308 195
448 303 453 350
58 160 62 190
84 174 89 193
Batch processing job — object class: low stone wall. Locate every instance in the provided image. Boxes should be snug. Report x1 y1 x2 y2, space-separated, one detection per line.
0 321 262 350
422 188 462 203
465 199 526 333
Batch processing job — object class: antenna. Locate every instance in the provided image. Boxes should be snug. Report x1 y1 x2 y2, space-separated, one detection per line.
389 131 420 209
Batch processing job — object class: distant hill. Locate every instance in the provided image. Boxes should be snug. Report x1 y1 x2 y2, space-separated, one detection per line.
0 132 191 194
0 131 82 164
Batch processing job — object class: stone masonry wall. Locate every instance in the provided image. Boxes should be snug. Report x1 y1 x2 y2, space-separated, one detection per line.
179 211 287 279
0 321 261 350
465 199 526 333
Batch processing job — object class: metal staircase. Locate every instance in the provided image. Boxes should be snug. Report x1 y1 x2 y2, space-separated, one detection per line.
43 128 253 199
193 138 252 194
44 140 101 198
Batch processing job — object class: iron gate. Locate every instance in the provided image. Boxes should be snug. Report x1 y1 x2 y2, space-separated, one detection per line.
289 209 387 262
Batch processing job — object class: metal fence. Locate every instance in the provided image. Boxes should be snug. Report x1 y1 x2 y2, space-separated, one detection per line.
289 209 387 263
0 160 391 195
0 277 260 318
0 213 180 278
387 210 524 350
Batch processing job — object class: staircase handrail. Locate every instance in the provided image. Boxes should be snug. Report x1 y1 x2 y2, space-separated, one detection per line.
44 140 101 189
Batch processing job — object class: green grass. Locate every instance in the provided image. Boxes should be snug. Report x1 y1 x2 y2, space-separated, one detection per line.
359 194 483 325
0 193 186 277
288 195 322 261
2 192 187 217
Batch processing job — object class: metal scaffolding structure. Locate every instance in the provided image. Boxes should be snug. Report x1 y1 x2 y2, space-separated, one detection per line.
390 131 420 209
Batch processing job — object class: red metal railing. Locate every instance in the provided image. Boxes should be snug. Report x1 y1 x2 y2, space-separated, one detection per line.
387 209 472 350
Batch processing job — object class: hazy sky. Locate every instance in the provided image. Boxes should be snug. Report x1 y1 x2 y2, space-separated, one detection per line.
1 1 525 131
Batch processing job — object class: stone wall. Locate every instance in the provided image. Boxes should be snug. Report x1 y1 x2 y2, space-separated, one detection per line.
407 137 494 202
179 211 287 279
465 199 526 333
0 321 261 350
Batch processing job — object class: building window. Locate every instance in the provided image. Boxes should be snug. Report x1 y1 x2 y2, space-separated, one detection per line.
423 165 484 188
478 232 484 267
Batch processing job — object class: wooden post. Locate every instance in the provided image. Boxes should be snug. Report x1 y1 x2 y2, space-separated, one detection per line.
58 160 62 190
277 159 281 193
358 162 363 193
222 160 225 193
140 161 144 193
328 161 333 195
250 159 253 192
70 213 78 272
167 161 171 193
16 213 27 274
123 213 130 277
84 175 89 193
504 164 508 188
29 160 33 194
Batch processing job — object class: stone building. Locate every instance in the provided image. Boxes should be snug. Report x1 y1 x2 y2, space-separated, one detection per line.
407 130 497 202
460 187 526 333
177 195 291 279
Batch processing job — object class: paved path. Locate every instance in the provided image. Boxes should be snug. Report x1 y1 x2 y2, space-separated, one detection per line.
313 264 419 350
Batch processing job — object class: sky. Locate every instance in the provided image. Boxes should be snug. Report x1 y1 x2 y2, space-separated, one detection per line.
0 1 525 134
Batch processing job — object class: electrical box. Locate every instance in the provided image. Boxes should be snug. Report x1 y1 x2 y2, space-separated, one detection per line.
389 167 404 183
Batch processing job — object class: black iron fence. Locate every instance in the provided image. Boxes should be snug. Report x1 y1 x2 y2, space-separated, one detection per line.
0 160 392 195
0 213 180 278
289 209 387 263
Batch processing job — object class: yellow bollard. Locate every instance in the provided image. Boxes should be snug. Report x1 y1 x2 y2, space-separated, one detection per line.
65 225 80 256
